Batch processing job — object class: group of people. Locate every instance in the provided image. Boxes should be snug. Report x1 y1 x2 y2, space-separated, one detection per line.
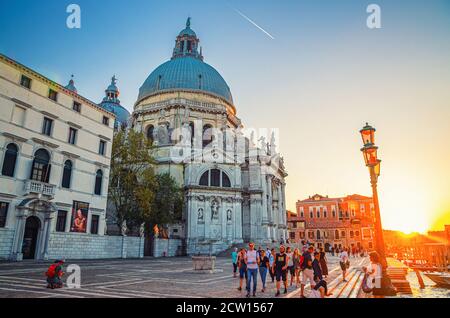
231 242 332 298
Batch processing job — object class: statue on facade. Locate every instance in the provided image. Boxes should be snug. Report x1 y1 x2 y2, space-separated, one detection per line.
197 208 204 222
153 224 159 238
270 131 277 155
259 136 267 154
211 199 219 220
139 223 145 237
121 220 127 236
227 209 232 222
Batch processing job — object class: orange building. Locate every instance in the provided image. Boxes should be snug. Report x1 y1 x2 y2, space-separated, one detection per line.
287 194 376 251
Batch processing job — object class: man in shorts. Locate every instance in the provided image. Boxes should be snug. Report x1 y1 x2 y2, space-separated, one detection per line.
300 245 315 298
273 245 289 296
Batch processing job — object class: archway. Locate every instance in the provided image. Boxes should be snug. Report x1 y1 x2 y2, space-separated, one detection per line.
22 216 41 259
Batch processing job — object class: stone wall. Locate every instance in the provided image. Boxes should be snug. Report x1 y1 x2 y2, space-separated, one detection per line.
0 228 15 259
153 238 183 257
46 232 144 260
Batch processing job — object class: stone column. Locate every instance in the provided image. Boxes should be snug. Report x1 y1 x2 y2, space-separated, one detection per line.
42 212 54 260
11 213 27 261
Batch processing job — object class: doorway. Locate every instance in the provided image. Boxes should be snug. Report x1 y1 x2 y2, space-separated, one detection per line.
22 216 41 259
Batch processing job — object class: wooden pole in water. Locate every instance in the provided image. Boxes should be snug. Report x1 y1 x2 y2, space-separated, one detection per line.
415 270 425 289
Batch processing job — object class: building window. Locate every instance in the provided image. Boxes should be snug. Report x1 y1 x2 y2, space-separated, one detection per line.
290 232 295 240
61 160 72 189
317 230 321 240
310 211 313 218
94 169 103 195
335 230 339 239
12 105 26 126
73 101 81 112
68 127 77 144
90 215 99 234
30 149 51 183
350 230 354 238
71 201 89 233
99 140 106 156
0 202 8 227
146 125 154 143
368 242 373 249
341 230 346 238
317 210 320 218
2 143 18 177
42 117 53 136
355 230 360 236
198 169 231 188
323 210 327 218
332 209 336 218
48 88 58 101
20 75 32 89
102 116 109 126
55 210 67 232
202 124 213 148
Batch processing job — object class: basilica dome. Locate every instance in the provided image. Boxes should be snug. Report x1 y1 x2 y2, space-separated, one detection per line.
137 18 233 106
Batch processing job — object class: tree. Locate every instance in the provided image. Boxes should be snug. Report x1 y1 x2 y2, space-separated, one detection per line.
109 129 156 232
108 129 184 235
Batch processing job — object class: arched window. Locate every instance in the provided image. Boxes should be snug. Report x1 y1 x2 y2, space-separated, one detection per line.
222 172 231 187
30 149 51 183
317 230 321 240
335 230 339 239
2 143 18 177
323 210 327 218
94 169 103 195
355 230 360 237
199 171 209 186
198 169 232 188
350 230 354 238
210 169 220 187
61 160 72 189
341 230 346 238
146 125 154 143
202 124 213 148
316 210 320 218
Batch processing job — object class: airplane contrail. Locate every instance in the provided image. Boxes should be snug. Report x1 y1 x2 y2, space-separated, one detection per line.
232 8 275 40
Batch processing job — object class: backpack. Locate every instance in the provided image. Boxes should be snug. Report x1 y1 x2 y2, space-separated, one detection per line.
299 255 305 269
361 273 373 293
46 264 58 278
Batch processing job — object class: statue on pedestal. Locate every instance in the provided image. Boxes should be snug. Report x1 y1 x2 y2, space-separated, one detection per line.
121 220 127 236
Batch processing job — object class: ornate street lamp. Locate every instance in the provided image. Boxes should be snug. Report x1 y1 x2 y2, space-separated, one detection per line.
360 123 397 296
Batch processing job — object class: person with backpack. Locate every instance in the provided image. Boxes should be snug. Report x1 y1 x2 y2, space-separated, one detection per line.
339 247 350 282
258 249 270 292
231 247 238 278
300 245 315 298
273 245 289 296
293 248 301 288
237 248 247 292
46 259 65 289
245 242 260 297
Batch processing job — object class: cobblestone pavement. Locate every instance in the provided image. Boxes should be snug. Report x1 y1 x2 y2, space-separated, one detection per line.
0 255 368 298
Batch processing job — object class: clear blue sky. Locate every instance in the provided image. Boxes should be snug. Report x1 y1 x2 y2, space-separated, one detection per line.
1 0 450 232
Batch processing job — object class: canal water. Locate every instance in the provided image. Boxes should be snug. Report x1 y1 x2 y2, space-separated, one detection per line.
401 270 450 298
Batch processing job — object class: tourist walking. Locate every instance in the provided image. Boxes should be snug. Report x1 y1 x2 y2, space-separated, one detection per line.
273 245 289 296
231 247 238 278
312 252 332 297
319 247 329 278
258 250 270 292
300 246 315 298
293 248 301 287
245 242 259 297
339 247 350 282
286 247 295 287
237 248 247 292
269 248 276 283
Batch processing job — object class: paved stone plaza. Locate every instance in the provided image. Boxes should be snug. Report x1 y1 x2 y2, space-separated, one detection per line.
0 256 369 298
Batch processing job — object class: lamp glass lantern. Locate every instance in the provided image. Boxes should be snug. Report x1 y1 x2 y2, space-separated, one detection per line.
360 123 376 146
361 144 378 166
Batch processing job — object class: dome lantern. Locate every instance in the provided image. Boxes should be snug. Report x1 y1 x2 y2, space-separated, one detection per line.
65 74 77 93
172 17 203 61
